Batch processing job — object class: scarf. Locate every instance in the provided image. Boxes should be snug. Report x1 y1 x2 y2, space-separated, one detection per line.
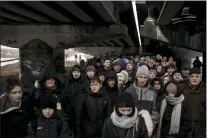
111 107 139 138
157 94 184 138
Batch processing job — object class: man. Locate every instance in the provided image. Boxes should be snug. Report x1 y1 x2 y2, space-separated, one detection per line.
172 70 185 91
113 60 122 73
183 67 206 138
193 56 202 68
84 65 96 88
100 59 111 73
125 65 159 130
162 64 176 80
80 77 112 137
64 65 86 137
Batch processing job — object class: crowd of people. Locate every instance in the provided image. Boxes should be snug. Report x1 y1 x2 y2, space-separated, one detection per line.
0 52 205 138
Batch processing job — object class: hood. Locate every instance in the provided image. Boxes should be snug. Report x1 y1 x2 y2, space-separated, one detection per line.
119 58 126 70
150 77 164 94
39 73 63 89
0 93 21 115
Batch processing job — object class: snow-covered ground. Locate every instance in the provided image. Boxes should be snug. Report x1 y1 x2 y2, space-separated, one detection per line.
1 58 19 67
1 53 93 67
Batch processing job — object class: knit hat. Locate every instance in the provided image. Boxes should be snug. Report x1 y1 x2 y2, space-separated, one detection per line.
165 81 181 97
72 65 81 72
116 92 134 108
189 67 201 75
136 65 150 78
117 70 129 84
166 82 177 93
86 66 95 72
40 96 57 110
98 72 106 77
166 63 176 70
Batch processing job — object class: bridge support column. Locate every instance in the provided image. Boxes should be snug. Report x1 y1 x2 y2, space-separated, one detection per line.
20 39 65 93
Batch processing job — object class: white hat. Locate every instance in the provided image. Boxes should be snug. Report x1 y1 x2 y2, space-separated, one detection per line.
117 70 129 84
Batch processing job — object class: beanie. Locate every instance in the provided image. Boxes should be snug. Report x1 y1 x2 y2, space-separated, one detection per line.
98 72 106 77
116 92 134 108
136 65 150 78
165 81 182 97
72 65 81 72
166 82 177 93
86 66 95 72
189 67 201 75
40 96 57 110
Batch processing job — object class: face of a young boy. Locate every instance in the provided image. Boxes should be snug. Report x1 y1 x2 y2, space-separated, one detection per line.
42 108 55 118
90 81 102 93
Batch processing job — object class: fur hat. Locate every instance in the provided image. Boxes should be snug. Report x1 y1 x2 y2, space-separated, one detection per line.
117 70 129 84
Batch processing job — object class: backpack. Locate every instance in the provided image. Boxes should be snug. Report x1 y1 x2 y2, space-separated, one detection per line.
30 118 63 135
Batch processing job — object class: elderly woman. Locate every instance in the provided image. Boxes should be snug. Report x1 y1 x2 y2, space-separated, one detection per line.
0 76 35 138
102 92 149 138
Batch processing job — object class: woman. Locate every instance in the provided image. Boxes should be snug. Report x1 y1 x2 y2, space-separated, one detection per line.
102 92 149 138
0 76 35 138
157 81 194 138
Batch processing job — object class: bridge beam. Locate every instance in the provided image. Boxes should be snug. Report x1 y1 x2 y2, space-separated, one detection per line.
0 24 134 48
140 26 206 52
157 1 184 26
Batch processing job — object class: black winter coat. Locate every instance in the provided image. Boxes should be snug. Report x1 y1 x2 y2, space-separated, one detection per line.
0 93 35 138
104 71 120 108
32 74 66 111
102 116 149 138
27 113 70 138
80 89 112 137
160 99 193 138
150 77 165 112
64 74 87 136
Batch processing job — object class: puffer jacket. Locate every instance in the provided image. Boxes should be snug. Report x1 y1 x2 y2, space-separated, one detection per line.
125 81 159 129
80 89 112 137
183 82 206 136
27 112 70 138
0 92 35 138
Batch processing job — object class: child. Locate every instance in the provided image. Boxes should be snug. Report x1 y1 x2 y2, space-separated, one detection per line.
27 96 70 138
